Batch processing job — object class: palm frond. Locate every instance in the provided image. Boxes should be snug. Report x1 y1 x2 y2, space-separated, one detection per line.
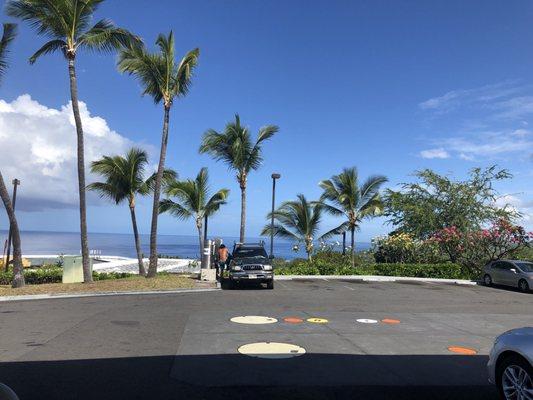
158 199 192 219
29 39 67 63
77 19 141 53
0 23 17 82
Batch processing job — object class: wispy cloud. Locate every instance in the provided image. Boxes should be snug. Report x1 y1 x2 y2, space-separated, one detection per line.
419 81 523 114
419 148 450 159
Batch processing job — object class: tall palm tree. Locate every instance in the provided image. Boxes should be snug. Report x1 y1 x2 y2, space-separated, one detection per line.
261 194 322 261
118 32 199 277
319 167 387 266
7 0 141 283
200 115 278 242
159 168 229 257
0 23 24 288
88 148 176 276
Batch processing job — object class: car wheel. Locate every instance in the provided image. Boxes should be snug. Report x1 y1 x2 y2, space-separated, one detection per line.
483 274 493 286
266 280 274 290
518 279 530 293
497 354 533 400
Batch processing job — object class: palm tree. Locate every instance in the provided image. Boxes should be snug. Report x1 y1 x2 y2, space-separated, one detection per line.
7 0 141 283
319 167 388 266
0 23 24 288
88 148 176 276
261 194 322 261
200 115 278 243
118 32 199 278
159 168 229 257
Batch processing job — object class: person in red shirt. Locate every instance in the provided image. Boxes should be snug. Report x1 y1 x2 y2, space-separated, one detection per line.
217 244 229 278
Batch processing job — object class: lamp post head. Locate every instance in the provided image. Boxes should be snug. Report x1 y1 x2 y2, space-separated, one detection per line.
271 173 281 180
12 179 20 185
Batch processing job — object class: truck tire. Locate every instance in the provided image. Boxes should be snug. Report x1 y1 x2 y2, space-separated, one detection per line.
266 280 274 290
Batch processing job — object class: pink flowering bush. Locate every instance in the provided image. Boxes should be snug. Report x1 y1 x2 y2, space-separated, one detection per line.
430 219 533 274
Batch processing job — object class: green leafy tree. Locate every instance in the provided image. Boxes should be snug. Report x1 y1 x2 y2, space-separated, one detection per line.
384 166 517 239
261 194 322 261
0 22 24 288
319 167 387 266
7 0 141 283
88 148 176 275
159 168 229 257
200 114 278 242
118 32 199 277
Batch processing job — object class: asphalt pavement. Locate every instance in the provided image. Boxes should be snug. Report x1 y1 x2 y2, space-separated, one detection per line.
0 279 531 400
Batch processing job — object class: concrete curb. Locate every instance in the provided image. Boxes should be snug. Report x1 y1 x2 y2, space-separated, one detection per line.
0 288 220 303
275 275 479 285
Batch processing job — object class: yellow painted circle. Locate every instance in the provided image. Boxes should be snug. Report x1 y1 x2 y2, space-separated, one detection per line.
307 317 328 324
238 342 306 359
230 316 278 324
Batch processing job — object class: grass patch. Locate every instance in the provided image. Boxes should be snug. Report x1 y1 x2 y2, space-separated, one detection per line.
0 273 197 297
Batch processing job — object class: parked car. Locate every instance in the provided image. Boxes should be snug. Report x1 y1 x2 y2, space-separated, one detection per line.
487 327 533 400
222 242 274 290
483 260 533 293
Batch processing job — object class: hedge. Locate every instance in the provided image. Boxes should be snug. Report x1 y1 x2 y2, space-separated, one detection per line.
276 261 473 280
0 267 133 286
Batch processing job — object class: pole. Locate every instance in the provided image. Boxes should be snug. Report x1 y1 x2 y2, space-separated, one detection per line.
269 173 281 259
4 179 20 271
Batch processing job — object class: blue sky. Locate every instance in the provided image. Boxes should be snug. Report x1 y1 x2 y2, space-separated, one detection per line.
0 0 532 242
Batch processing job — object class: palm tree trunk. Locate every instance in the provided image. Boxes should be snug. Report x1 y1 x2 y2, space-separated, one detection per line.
197 220 204 260
239 179 246 242
129 205 145 276
147 105 171 277
0 171 24 288
68 57 91 283
350 226 355 268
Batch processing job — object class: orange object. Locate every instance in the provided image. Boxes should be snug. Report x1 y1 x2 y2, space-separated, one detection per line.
447 346 477 355
283 317 304 324
381 319 401 324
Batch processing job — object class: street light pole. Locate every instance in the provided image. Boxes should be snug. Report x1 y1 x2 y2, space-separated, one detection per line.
270 173 281 259
4 179 20 272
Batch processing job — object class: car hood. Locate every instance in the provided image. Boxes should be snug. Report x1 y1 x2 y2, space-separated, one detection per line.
501 327 533 338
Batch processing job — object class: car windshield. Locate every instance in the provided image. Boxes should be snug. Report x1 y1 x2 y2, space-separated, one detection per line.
516 262 533 272
233 248 268 258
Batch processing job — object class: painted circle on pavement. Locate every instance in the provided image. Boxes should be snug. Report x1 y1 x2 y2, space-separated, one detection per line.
307 318 328 324
283 317 304 324
381 319 401 324
447 346 477 355
230 316 278 325
238 342 306 359
356 318 378 324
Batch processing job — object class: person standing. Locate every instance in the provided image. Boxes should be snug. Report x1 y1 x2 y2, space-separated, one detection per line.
217 244 229 278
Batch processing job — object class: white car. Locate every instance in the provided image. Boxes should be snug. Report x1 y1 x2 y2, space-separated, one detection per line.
488 327 533 399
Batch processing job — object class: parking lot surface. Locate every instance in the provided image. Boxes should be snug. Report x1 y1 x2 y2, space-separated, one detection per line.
0 279 531 399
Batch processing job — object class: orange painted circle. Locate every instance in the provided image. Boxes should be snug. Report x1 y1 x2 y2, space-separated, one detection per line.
381 319 401 324
283 317 304 324
447 346 477 355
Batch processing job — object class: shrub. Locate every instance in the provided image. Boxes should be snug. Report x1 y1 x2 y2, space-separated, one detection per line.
0 267 134 286
372 233 442 264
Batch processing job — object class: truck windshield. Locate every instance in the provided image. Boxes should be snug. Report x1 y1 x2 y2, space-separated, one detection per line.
234 248 268 258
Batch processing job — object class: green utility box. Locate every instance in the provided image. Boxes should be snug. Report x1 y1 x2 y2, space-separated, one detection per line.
62 256 92 283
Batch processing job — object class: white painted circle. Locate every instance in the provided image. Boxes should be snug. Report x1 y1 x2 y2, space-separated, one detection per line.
356 318 378 324
238 342 306 359
230 316 278 324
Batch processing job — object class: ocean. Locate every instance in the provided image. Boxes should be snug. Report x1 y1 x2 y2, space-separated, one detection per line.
0 230 371 260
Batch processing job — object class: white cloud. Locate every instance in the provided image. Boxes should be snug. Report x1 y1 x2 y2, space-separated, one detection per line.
495 194 533 226
419 148 450 159
0 94 150 211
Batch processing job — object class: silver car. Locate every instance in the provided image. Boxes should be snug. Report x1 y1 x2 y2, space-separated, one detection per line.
483 260 533 293
488 327 533 400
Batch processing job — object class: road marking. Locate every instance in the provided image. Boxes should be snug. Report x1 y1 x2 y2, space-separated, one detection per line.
356 319 378 324
230 316 278 324
343 285 355 291
447 346 477 355
381 318 401 324
238 342 306 359
307 317 328 324
283 317 304 324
